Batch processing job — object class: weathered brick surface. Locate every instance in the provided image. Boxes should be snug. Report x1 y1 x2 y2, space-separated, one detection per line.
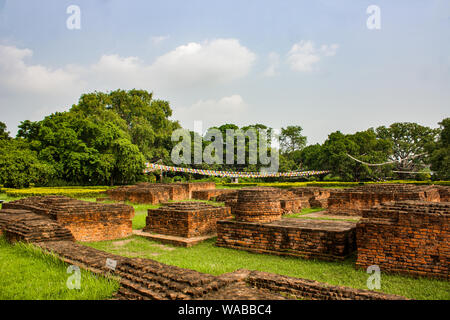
216 218 357 261
327 184 441 216
436 186 450 202
288 187 336 209
191 188 235 201
35 241 405 300
0 209 74 243
234 187 282 223
3 196 134 242
356 201 450 280
144 202 232 238
107 182 215 204
246 271 406 300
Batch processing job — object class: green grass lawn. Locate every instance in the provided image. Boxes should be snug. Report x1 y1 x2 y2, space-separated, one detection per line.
0 237 119 300
83 236 450 300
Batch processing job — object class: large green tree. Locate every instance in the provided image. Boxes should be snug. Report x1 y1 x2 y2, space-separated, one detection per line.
376 122 439 174
429 118 450 179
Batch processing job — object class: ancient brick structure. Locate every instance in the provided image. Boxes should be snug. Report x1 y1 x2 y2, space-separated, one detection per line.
327 184 441 216
3 196 134 242
436 185 450 202
35 241 406 300
191 188 236 201
234 187 282 223
356 201 449 280
0 209 74 243
245 271 406 300
288 187 336 208
106 182 216 204
216 218 357 261
144 202 232 238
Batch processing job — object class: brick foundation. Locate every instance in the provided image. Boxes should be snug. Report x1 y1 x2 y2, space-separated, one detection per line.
216 218 357 261
356 201 449 280
106 182 216 204
234 187 282 223
144 202 232 238
327 184 441 216
191 188 236 201
3 196 134 242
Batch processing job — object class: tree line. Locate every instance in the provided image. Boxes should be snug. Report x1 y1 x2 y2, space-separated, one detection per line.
0 89 448 187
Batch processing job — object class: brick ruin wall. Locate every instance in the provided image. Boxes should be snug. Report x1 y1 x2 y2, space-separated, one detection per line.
3 196 134 242
356 201 449 280
191 188 236 201
216 218 357 261
327 184 442 216
0 208 74 243
144 202 232 238
106 182 216 204
233 188 282 223
214 187 333 215
34 240 406 300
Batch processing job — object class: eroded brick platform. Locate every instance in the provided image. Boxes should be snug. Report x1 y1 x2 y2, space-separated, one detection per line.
288 187 337 208
3 196 134 241
35 240 406 300
356 201 449 280
191 188 236 201
216 218 357 261
0 209 74 243
327 184 441 216
144 202 232 238
106 182 215 204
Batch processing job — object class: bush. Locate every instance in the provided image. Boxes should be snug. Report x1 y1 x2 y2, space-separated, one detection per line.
0 187 110 198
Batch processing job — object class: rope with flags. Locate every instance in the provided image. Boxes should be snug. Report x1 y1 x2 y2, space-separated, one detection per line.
144 163 329 178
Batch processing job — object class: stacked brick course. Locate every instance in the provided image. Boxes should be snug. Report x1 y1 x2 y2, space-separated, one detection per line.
288 187 336 208
106 182 215 204
3 196 134 242
35 241 405 300
144 202 232 238
436 185 450 202
191 188 236 201
216 218 356 261
0 208 74 243
356 201 449 280
234 187 282 223
327 184 441 216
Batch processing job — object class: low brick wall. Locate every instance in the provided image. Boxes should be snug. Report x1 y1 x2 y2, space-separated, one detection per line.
327 184 441 216
106 182 216 204
191 188 236 201
216 218 357 261
3 196 134 242
246 271 406 300
436 186 450 202
0 208 74 243
144 202 232 238
356 201 449 280
288 187 336 209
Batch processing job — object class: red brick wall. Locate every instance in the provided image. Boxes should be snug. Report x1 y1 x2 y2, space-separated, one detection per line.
327 184 441 216
144 202 232 238
356 201 449 280
216 218 357 261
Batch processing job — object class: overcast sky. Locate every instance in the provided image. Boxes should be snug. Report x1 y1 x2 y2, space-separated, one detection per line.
0 0 449 144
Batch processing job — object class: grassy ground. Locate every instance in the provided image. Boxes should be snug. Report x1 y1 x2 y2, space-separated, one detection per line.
83 236 450 300
0 237 119 300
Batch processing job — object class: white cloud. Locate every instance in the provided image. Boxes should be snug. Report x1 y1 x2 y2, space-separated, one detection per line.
263 52 280 77
0 40 256 133
287 40 338 72
0 45 82 95
151 35 170 45
173 94 248 128
151 39 256 88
